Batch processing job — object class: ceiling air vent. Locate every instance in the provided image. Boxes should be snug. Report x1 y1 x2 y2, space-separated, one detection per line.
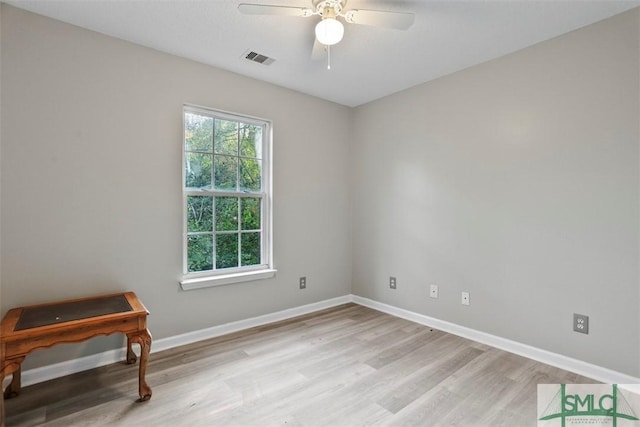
243 50 275 66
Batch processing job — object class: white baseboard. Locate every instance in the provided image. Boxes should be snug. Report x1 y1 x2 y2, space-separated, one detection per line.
150 295 352 354
19 347 128 389
17 295 352 388
14 293 639 389
351 295 640 385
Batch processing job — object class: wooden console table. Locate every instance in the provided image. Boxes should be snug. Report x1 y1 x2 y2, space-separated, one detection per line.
0 292 152 425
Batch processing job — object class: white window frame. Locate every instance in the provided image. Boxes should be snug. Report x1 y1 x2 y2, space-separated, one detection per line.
180 105 275 290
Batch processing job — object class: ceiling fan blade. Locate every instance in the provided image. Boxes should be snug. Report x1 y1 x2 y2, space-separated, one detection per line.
346 9 415 30
311 38 326 61
238 3 313 17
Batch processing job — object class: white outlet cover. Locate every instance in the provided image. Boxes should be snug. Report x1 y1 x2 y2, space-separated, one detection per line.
461 292 470 305
429 284 438 298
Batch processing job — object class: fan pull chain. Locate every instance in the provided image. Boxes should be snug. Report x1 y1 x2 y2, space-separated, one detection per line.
327 45 331 70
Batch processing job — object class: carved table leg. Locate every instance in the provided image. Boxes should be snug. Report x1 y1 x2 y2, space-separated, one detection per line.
126 336 137 364
127 329 152 401
3 362 22 399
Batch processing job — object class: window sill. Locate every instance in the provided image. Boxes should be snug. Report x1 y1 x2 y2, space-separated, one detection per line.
180 269 277 291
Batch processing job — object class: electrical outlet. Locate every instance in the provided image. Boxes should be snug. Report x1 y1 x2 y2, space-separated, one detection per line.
299 276 306 290
461 291 470 306
429 284 438 299
573 313 589 334
389 277 397 289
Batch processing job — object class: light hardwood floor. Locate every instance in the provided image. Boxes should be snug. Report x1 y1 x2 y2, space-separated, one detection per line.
5 303 594 426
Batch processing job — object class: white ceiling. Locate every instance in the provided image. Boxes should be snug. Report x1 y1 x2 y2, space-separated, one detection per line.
7 0 640 107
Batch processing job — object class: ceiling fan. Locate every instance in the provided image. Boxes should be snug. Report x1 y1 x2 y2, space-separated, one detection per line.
238 0 415 69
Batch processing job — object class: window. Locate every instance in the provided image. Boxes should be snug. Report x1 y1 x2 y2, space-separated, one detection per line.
181 105 274 290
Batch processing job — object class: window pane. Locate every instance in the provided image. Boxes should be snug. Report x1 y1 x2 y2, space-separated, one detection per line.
215 197 238 231
241 197 260 231
188 234 213 272
187 196 213 232
185 113 213 152
215 119 238 155
183 107 269 277
214 155 238 191
216 233 238 269
240 123 262 159
240 158 261 192
185 152 212 189
241 232 261 266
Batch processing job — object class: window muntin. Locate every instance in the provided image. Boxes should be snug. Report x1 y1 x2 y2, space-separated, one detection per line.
183 106 271 277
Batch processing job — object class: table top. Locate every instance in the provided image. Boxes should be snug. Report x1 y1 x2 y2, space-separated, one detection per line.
1 292 148 340
15 294 133 331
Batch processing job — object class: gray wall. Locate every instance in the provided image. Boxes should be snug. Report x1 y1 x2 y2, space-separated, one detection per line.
351 9 640 377
2 4 639 378
0 5 352 369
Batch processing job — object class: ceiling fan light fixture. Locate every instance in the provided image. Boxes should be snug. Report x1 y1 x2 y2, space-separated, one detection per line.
315 17 344 46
